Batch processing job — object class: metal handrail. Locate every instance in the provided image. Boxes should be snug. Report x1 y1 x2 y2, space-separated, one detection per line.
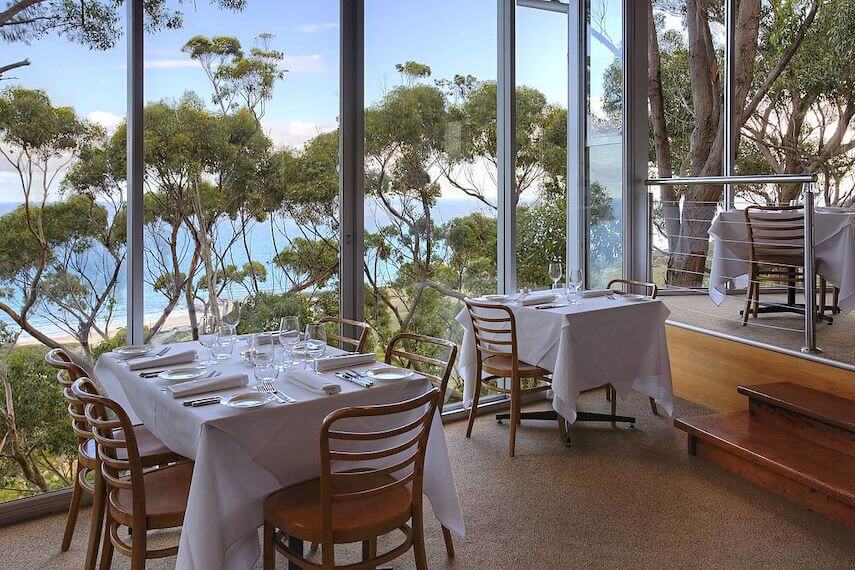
645 173 821 354
645 174 816 186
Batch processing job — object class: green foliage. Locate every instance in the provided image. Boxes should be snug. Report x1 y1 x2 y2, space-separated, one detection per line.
236 292 313 335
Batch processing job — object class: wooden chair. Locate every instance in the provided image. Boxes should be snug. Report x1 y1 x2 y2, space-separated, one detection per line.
384 332 458 557
743 205 806 326
319 316 371 353
262 388 442 570
605 280 661 417
73 378 193 570
45 350 184 568
464 300 555 457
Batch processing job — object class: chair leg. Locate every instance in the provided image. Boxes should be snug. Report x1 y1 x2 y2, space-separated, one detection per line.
753 279 760 318
465 376 482 438
411 507 428 570
130 523 146 570
362 538 377 569
819 278 828 316
98 516 114 570
649 397 659 416
743 280 754 325
557 413 567 443
263 522 275 570
508 381 520 457
85 470 106 570
441 525 455 558
610 386 617 427
61 463 84 551
832 286 840 314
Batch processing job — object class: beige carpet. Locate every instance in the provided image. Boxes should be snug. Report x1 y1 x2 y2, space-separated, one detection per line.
662 293 854 365
2 392 853 569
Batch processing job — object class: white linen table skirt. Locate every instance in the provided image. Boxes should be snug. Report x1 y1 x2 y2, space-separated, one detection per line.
455 296 674 423
708 209 855 312
95 342 464 570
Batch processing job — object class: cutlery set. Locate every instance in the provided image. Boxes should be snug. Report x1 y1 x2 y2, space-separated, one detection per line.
258 379 298 403
334 369 374 387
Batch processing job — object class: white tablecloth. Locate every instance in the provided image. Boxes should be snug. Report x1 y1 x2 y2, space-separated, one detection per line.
455 296 674 423
95 342 464 570
708 209 855 312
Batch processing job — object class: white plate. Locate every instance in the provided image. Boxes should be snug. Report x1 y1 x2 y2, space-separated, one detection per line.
158 366 209 381
483 294 510 301
363 367 414 383
114 344 153 358
221 392 274 409
620 294 649 302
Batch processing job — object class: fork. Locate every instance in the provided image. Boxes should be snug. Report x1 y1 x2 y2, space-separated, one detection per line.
128 346 170 360
259 379 297 403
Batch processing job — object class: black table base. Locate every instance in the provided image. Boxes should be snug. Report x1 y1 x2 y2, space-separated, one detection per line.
496 409 636 447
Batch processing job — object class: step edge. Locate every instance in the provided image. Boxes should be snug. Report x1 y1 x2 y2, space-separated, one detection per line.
737 383 855 433
675 415 855 505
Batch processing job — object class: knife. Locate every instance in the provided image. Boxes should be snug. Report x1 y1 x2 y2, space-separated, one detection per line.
182 396 221 407
335 371 373 388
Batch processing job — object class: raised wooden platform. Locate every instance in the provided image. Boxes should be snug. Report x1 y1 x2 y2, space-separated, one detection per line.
675 382 855 528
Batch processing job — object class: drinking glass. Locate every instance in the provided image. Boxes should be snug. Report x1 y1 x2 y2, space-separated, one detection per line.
548 260 563 291
252 352 279 387
278 316 300 369
251 332 276 366
566 269 583 304
211 325 235 361
220 296 241 335
304 323 327 374
197 309 219 366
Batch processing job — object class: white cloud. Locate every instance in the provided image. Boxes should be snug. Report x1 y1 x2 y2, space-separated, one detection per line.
262 119 337 149
281 54 325 74
88 110 123 132
297 21 338 34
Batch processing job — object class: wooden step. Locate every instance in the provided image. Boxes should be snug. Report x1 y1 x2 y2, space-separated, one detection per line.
738 382 855 456
675 412 855 528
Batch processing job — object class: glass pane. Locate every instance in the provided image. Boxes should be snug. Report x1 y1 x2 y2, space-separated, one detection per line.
0 7 126 502
586 0 624 288
648 0 726 290
365 0 498 407
142 2 341 344
516 4 569 292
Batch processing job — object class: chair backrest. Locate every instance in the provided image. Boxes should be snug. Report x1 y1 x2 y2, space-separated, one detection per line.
744 205 805 271
319 316 371 353
73 378 147 527
45 348 94 444
385 333 458 412
607 279 658 299
464 300 518 369
319 388 440 545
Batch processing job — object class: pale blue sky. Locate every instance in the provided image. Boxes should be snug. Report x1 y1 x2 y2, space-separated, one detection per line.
0 0 620 201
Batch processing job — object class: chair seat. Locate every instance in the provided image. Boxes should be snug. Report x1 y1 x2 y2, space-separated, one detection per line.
80 425 183 468
109 461 193 529
264 473 413 544
482 354 549 378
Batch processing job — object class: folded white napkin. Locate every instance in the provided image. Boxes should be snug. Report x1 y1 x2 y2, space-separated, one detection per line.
519 292 556 306
315 353 376 373
286 369 342 395
127 349 196 371
167 372 248 398
580 289 611 298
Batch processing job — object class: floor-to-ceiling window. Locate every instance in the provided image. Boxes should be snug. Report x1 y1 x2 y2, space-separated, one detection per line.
0 1 129 504
140 1 341 344
585 0 624 288
364 0 498 406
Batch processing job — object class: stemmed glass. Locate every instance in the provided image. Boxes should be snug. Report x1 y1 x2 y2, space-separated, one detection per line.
251 332 277 386
211 324 235 361
220 295 241 336
278 316 300 369
566 269 583 305
197 309 219 366
304 323 327 374
548 260 563 291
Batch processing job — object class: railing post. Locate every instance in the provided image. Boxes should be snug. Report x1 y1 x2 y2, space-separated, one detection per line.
801 184 821 354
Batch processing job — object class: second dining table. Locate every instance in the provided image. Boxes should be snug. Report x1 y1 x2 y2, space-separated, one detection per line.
456 292 674 426
94 341 465 570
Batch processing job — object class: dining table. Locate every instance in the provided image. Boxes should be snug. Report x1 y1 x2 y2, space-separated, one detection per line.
94 341 465 570
708 207 855 313
455 292 674 430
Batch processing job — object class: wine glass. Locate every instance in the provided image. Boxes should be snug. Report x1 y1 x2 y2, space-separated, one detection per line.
548 260 563 291
566 269 584 305
211 324 235 361
278 316 300 369
251 332 276 366
220 296 241 335
197 309 219 366
304 323 327 374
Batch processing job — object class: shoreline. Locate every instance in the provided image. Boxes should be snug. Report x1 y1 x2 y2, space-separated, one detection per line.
17 310 194 348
